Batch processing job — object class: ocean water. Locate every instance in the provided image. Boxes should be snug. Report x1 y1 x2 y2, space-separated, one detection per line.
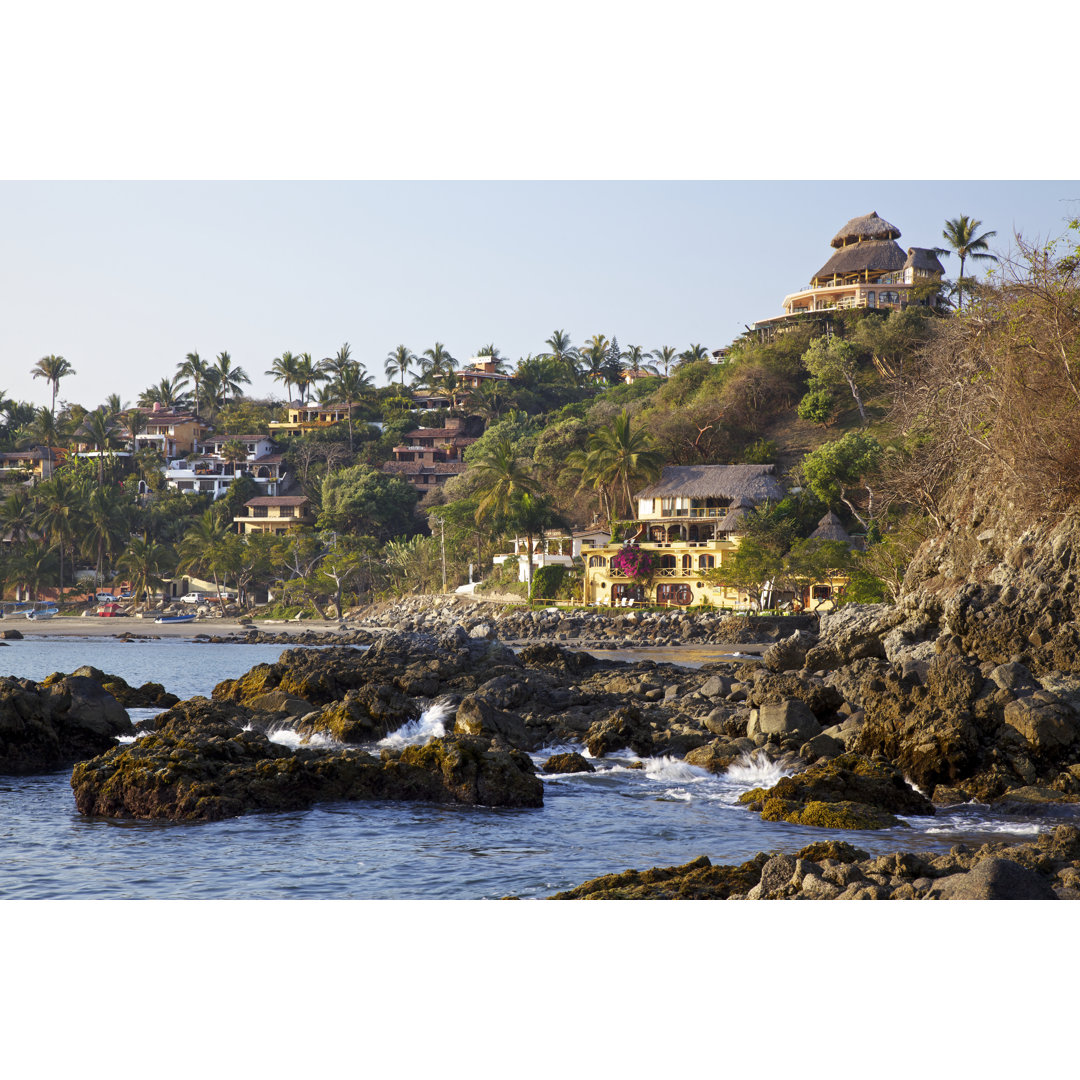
0 636 1071 899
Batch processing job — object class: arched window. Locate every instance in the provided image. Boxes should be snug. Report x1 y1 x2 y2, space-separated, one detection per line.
681 554 692 572
588 555 607 568
656 583 693 606
698 554 715 569
659 554 677 569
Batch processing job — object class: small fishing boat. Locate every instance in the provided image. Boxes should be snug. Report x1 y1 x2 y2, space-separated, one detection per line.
155 612 197 624
25 606 59 620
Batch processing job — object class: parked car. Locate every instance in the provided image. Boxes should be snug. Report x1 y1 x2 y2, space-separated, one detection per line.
118 591 134 601
96 591 116 602
180 593 207 604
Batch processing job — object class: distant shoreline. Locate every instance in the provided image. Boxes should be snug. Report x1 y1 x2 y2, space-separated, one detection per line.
0 616 351 640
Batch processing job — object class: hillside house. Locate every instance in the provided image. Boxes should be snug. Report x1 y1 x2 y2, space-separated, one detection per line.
233 495 314 535
582 464 785 608
380 416 477 492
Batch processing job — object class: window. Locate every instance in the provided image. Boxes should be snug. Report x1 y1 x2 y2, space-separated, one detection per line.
612 583 644 602
588 555 607 568
812 585 832 600
659 554 677 569
698 554 715 569
656 583 693 606
867 291 876 307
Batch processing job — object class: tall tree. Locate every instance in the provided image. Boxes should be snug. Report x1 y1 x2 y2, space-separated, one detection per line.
177 352 211 418
509 491 565 600
572 410 664 525
651 345 678 377
76 407 121 483
470 437 540 526
544 330 580 384
31 355 76 412
385 344 416 390
678 343 711 365
937 215 998 311
419 343 457 385
265 351 301 403
117 534 174 611
294 352 323 402
580 335 611 381
177 507 231 605
802 336 869 424
214 351 251 406
328 362 374 452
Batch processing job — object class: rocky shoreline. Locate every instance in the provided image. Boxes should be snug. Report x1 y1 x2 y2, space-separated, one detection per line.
6 553 1080 896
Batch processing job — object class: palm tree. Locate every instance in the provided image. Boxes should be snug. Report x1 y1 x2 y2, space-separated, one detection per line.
31 355 76 412
214 351 251 406
117 534 174 611
936 215 998 311
10 538 59 602
138 376 187 409
30 407 63 456
104 393 128 417
0 489 34 544
573 410 664 525
418 343 457 386
121 408 146 452
621 344 656 375
266 351 302 403
33 472 81 594
178 507 231 606
510 491 566 600
177 352 212 418
329 362 374 452
82 485 129 584
544 330 580 383
385 344 416 390
470 437 541 526
580 334 611 381
678 344 711 366
476 343 502 359
294 352 323 403
319 342 355 384
76 407 121 483
651 345 678 377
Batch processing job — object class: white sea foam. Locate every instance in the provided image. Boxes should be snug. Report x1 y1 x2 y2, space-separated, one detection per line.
722 751 794 788
641 756 711 782
378 699 455 749
266 726 336 749
923 820 1045 836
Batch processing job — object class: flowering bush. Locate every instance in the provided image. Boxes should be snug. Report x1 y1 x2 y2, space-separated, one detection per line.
610 545 653 580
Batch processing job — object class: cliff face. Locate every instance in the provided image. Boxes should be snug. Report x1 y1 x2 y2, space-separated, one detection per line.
898 471 1080 675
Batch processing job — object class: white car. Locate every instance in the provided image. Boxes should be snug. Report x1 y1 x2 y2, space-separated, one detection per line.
180 592 208 604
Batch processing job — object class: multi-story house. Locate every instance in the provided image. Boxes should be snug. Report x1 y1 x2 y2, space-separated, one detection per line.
268 402 362 438
753 211 945 335
133 405 206 458
381 416 477 492
493 525 611 583
164 434 287 499
233 495 314 535
582 464 785 608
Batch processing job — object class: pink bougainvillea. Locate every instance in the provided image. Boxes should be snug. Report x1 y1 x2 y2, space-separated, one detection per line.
610 545 653 580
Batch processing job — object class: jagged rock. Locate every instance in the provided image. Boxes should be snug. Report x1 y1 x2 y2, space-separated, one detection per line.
747 699 822 741
70 698 542 820
1002 696 1079 752
584 705 653 758
762 630 816 673
454 694 531 747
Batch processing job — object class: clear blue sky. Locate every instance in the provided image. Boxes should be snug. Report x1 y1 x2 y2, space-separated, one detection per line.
3 180 1077 410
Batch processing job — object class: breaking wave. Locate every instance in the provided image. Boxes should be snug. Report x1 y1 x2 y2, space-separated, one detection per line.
378 699 455 749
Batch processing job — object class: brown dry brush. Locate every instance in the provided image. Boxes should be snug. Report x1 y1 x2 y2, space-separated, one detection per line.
881 230 1080 521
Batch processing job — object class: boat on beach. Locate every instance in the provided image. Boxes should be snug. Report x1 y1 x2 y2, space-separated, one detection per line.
155 613 197 624
25 605 59 620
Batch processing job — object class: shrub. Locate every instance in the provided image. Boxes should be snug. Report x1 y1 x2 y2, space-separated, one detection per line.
610 545 653 580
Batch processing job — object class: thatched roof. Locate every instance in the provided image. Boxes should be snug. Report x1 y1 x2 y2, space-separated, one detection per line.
635 464 784 503
903 247 945 274
813 239 907 282
830 212 900 249
810 510 852 543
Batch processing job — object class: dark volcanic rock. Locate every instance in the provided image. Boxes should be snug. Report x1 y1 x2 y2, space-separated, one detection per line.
71 666 179 708
738 752 935 831
1 673 134 775
70 697 542 821
542 752 595 774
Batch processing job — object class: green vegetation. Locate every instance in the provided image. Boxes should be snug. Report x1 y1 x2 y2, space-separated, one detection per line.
9 213 1049 612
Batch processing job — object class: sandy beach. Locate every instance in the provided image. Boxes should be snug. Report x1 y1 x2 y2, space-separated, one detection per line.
0 615 353 639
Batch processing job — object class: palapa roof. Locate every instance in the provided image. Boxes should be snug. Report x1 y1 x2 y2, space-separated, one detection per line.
830 212 901 248
903 247 946 274
635 464 784 504
813 239 907 282
810 510 852 543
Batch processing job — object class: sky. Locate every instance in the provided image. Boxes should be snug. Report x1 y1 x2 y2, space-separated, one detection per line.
3 179 1078 410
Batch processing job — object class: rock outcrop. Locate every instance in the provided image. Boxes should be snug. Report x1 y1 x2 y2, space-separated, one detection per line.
1 673 134 775
71 697 542 821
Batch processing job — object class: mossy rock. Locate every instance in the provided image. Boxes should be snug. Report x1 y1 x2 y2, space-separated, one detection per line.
542 752 595 774
551 853 770 900
761 797 901 830
796 839 869 863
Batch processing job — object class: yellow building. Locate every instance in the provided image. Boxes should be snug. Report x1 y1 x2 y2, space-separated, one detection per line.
583 465 785 608
268 403 361 438
0 446 57 485
234 495 314 535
